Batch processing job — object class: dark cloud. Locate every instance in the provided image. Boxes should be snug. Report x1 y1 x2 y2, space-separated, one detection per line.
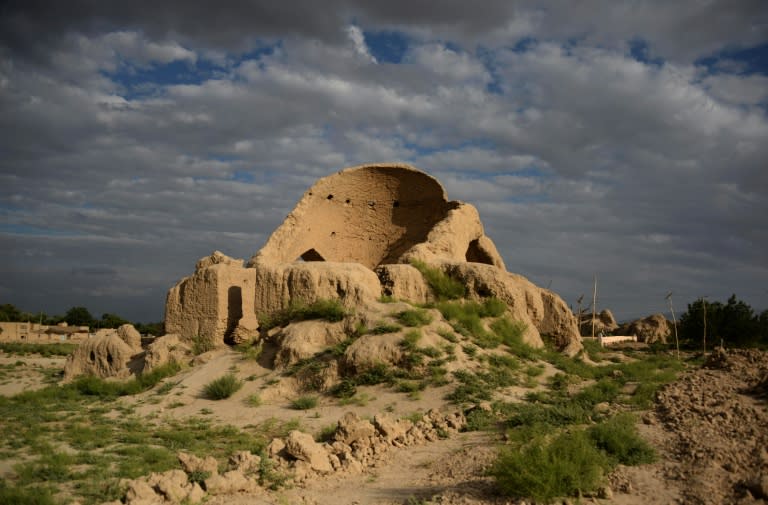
1 1 767 322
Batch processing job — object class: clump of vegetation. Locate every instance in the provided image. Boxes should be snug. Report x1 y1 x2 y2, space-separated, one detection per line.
235 339 263 361
491 429 609 502
190 334 216 355
410 260 466 300
400 330 423 351
291 395 319 410
74 362 182 398
203 373 243 400
395 309 433 327
436 298 514 348
370 322 402 334
587 413 656 466
0 342 77 357
259 299 347 331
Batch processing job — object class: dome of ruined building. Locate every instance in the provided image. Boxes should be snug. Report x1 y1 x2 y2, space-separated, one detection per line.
248 163 500 269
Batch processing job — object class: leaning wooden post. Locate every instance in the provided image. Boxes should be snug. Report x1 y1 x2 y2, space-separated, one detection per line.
666 292 680 360
591 274 597 339
702 297 707 354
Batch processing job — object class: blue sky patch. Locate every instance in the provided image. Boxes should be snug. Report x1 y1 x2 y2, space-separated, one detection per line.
696 42 768 75
363 30 410 63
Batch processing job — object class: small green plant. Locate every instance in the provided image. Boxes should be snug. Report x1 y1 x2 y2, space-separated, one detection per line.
245 394 262 407
396 309 433 327
203 373 243 400
410 260 466 300
370 322 402 334
259 299 346 330
587 413 656 465
291 395 318 410
236 340 263 361
491 429 609 502
316 424 338 443
400 330 422 351
190 334 216 355
438 328 459 342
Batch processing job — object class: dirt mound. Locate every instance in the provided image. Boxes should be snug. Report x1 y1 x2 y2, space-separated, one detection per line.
654 348 768 505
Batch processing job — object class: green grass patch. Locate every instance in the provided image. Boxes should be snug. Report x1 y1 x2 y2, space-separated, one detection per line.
291 395 318 410
587 413 656 466
400 330 422 351
410 260 466 300
395 309 433 327
0 342 77 357
259 299 346 330
369 322 402 334
203 373 243 400
190 334 216 355
492 429 609 502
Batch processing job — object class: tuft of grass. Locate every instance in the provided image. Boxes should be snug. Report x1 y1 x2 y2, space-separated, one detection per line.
410 260 466 300
587 413 656 466
203 373 243 400
0 481 58 505
259 299 346 330
0 342 77 357
490 318 534 358
370 322 402 334
235 340 263 361
245 394 262 407
395 309 433 327
400 330 422 351
491 429 609 502
73 362 182 398
190 334 216 355
291 395 318 410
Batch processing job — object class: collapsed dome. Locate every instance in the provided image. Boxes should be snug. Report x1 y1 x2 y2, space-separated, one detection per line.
251 163 457 269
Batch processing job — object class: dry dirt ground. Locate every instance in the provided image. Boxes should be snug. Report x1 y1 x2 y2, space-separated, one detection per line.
2 348 767 505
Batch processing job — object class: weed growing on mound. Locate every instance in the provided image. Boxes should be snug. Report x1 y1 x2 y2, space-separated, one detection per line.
203 373 242 400
410 260 466 300
259 299 346 330
396 308 433 327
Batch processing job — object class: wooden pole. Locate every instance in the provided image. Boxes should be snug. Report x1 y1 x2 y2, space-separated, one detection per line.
576 295 584 337
666 292 680 360
702 297 707 354
591 274 597 339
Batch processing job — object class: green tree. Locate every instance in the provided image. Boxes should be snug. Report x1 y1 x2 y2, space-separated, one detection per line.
65 306 95 327
99 313 130 329
679 295 763 348
0 303 23 322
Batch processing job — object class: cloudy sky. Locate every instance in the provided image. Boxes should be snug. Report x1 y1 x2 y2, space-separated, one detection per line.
1 1 767 323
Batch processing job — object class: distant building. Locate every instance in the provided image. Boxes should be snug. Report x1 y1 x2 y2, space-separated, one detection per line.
0 322 89 343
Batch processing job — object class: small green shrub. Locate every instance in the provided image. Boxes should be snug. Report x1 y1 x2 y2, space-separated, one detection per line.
587 413 656 466
259 299 346 330
236 340 263 361
401 330 422 351
190 334 216 355
354 363 394 385
437 328 458 342
0 481 57 505
370 322 402 334
410 260 466 300
396 309 433 327
329 378 357 398
491 318 535 359
291 395 318 410
203 373 243 400
491 429 609 502
245 394 262 407
479 297 507 317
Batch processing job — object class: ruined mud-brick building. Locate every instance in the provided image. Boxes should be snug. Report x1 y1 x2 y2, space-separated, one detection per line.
165 163 580 351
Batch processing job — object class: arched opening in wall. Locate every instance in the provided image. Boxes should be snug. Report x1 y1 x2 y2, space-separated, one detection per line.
224 286 243 344
465 239 495 265
300 248 325 262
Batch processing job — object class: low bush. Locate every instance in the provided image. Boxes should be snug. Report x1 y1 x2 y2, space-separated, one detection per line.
370 323 402 334
491 429 609 502
396 309 433 327
291 395 318 410
259 299 346 330
587 413 656 466
410 260 466 300
203 373 242 400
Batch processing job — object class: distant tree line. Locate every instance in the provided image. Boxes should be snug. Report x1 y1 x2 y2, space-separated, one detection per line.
0 303 163 335
678 295 768 349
